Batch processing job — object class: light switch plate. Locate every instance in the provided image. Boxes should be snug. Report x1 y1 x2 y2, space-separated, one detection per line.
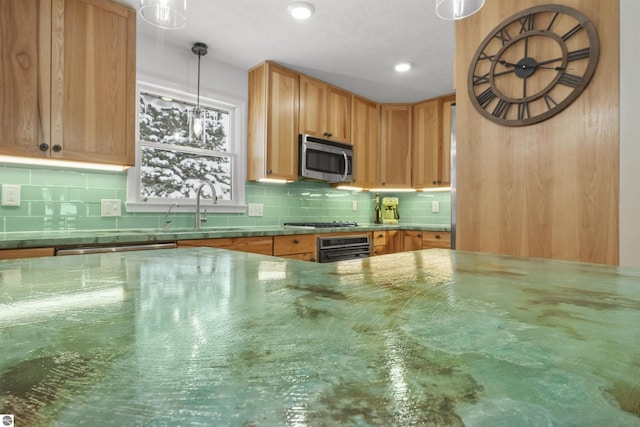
248 203 264 217
1 184 21 206
352 200 358 211
431 201 440 213
101 199 122 217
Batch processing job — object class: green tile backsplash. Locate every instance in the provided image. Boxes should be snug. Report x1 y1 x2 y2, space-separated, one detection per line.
0 163 451 232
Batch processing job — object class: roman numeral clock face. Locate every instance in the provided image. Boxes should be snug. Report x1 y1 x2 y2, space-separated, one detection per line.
467 5 599 126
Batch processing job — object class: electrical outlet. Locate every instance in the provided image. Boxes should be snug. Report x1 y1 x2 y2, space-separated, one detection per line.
101 199 122 217
1 184 21 206
352 200 358 211
248 203 264 217
431 201 440 213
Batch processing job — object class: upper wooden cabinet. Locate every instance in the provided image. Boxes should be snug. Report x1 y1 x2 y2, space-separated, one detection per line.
0 0 136 166
351 95 379 188
0 0 51 158
380 104 412 188
299 75 351 144
248 62 299 181
412 94 455 188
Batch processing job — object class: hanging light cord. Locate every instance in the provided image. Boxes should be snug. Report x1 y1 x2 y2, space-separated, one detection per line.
191 42 209 111
196 52 201 110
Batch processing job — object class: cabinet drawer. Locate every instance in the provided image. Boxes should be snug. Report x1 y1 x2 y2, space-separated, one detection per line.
273 234 316 256
178 237 273 255
0 247 55 260
280 252 316 262
422 231 451 249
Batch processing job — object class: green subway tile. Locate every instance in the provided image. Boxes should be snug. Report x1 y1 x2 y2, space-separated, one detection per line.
6 217 49 232
67 188 119 203
74 217 118 230
31 169 88 187
28 202 48 217
87 171 127 189
0 204 29 216
0 165 30 183
21 186 66 202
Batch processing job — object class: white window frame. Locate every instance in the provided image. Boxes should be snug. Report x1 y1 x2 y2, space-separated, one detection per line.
126 80 247 213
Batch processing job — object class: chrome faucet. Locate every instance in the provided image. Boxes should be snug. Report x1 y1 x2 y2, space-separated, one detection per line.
164 202 180 230
195 180 217 230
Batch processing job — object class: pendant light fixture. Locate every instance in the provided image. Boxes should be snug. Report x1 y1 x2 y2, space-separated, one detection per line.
189 42 208 143
139 0 187 30
436 0 484 20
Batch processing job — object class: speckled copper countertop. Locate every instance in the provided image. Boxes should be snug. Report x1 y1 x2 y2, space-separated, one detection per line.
0 224 450 250
1 248 639 426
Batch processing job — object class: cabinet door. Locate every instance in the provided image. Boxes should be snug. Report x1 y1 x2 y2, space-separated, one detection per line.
326 86 351 143
52 0 136 165
412 99 440 188
412 94 455 188
439 96 455 186
403 230 423 252
299 75 327 137
248 62 299 181
380 105 412 188
299 76 351 144
385 229 403 253
0 0 51 158
351 96 379 188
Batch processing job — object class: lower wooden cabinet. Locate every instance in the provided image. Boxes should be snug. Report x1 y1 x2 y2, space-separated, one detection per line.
369 229 451 254
403 230 424 251
178 237 273 255
3 229 451 261
422 231 451 249
0 247 55 260
371 230 387 256
273 234 316 261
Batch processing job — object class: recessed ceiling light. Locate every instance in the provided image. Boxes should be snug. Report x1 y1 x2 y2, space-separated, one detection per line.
395 62 412 72
288 2 315 20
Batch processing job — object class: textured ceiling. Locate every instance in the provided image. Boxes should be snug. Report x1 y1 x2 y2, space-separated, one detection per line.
120 0 456 103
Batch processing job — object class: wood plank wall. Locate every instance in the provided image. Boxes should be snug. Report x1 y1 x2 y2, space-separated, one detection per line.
454 0 619 265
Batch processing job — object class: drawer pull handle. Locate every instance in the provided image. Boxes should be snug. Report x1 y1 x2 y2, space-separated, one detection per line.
293 239 299 244
435 234 440 239
52 144 62 152
39 143 49 151
377 234 383 238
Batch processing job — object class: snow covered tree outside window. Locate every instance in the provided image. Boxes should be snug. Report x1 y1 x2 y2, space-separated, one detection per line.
138 92 232 200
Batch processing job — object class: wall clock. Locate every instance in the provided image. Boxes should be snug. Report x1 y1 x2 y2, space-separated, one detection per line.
467 4 599 126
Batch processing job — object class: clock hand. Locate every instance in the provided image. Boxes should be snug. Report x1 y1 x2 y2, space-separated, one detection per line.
498 60 519 68
501 59 566 71
535 65 566 71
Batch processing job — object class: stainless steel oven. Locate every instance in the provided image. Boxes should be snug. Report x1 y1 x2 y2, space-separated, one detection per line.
317 234 371 263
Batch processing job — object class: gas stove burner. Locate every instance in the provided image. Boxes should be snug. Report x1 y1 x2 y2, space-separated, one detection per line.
284 221 359 229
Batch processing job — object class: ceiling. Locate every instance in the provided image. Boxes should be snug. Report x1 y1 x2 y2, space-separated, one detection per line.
119 0 456 103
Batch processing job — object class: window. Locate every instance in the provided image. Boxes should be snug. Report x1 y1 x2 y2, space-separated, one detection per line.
127 82 246 213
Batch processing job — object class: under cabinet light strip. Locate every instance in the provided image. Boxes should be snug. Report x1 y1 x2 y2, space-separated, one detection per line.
0 155 129 172
368 188 417 193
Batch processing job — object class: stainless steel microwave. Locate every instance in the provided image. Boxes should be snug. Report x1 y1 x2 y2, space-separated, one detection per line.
299 134 353 183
